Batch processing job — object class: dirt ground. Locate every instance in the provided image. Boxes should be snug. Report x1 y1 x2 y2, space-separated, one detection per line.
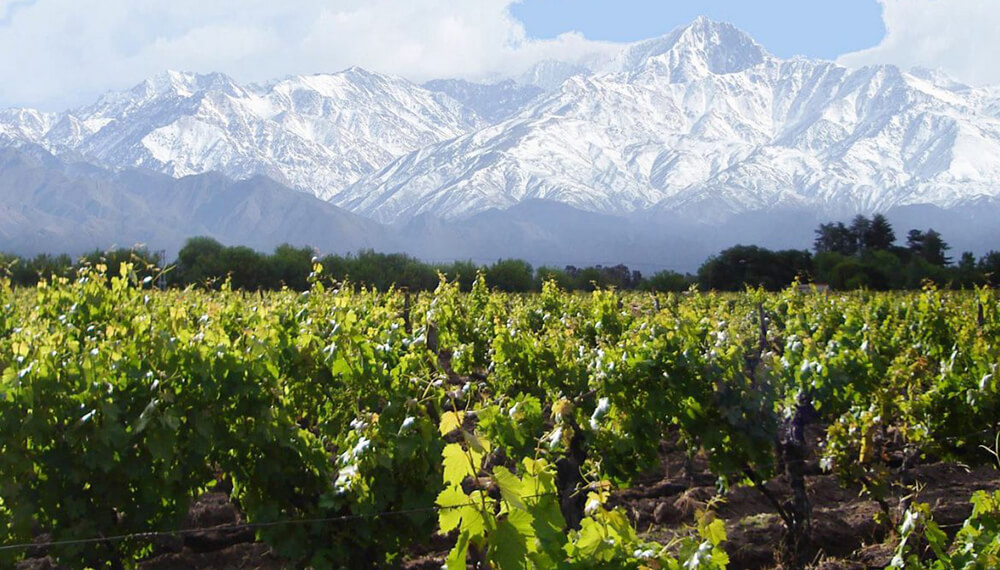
618 450 998 569
16 447 999 570
401 435 999 569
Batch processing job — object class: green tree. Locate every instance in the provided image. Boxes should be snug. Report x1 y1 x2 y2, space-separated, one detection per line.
176 236 225 286
441 260 480 291
864 214 896 251
18 253 74 286
814 222 857 256
486 259 534 292
849 215 871 250
698 245 812 291
979 251 1000 286
921 229 951 266
906 229 925 256
535 266 574 291
268 244 313 290
565 266 606 291
829 258 870 289
219 246 267 290
642 269 693 292
953 251 981 287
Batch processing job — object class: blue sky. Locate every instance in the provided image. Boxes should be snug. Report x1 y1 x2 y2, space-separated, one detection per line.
511 0 885 59
511 0 887 60
0 0 998 110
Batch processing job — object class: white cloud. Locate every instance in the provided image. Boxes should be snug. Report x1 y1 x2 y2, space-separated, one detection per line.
838 0 1000 86
0 0 620 110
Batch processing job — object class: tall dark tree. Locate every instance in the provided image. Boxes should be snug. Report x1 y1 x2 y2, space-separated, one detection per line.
564 265 607 291
593 264 642 289
864 214 895 251
954 252 979 287
441 260 479 291
323 250 439 291
921 229 951 266
1 253 74 286
814 222 857 256
958 252 976 272
906 229 926 255
536 266 574 291
849 215 871 249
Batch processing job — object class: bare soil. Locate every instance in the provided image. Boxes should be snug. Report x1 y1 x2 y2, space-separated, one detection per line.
616 445 998 569
15 451 999 570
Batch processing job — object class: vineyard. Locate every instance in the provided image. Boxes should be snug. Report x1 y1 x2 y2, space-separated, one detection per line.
1 263 999 569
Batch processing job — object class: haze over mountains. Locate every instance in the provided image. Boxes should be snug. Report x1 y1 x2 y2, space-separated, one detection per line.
3 17 1000 271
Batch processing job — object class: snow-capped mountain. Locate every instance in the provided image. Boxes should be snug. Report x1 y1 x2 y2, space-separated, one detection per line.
423 79 543 123
2 68 482 200
4 16 1000 269
0 108 58 143
336 17 1000 224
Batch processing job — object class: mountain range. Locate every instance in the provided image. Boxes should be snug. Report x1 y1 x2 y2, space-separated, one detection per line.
3 17 1000 271
1 68 480 201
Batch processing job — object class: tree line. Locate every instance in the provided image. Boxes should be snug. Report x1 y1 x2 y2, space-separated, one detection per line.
700 214 1000 290
0 237 691 292
3 216 1000 292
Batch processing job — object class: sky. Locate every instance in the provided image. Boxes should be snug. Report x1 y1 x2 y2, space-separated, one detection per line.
511 0 887 60
0 0 998 110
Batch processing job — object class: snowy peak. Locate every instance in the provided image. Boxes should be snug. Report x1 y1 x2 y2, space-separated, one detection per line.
336 18 1000 225
94 71 244 112
143 70 242 98
268 67 398 99
0 67 483 200
618 17 769 80
258 68 481 161
0 108 57 141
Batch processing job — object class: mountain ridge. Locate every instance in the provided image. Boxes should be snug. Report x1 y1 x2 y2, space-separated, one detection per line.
0 144 385 257
335 18 1000 224
1 68 484 200
2 17 1000 270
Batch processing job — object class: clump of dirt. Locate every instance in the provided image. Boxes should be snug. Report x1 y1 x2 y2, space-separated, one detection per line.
139 543 281 570
138 493 281 569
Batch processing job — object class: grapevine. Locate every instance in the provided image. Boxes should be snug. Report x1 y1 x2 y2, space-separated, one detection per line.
0 269 998 567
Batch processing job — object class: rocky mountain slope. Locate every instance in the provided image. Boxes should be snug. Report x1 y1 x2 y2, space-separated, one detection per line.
1 69 481 200
336 18 1000 224
0 145 384 257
